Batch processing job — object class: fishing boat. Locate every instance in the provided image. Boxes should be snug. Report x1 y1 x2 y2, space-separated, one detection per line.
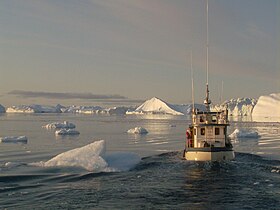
183 84 235 161
183 0 234 161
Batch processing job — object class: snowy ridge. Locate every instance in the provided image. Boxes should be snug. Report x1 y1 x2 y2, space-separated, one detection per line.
212 98 257 116
252 93 280 117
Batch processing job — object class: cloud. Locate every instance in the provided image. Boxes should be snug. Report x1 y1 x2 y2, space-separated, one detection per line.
8 90 127 100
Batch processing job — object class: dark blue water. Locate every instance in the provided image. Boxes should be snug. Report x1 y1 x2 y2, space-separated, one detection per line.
1 152 279 209
0 114 279 209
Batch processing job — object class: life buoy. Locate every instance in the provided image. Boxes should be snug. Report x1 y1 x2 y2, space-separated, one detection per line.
186 129 193 147
186 129 191 139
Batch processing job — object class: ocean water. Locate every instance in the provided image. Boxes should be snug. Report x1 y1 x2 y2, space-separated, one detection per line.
0 114 279 209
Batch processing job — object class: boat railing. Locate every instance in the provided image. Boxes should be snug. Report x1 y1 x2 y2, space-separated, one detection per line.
192 112 228 125
186 137 226 148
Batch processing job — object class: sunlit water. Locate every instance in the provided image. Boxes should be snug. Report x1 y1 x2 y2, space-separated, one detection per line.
0 114 279 209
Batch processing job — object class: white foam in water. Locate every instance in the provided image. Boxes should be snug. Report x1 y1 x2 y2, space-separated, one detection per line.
104 152 141 172
229 129 260 139
31 140 140 172
0 136 28 143
127 127 148 134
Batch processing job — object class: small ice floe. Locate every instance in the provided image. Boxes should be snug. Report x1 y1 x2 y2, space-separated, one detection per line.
127 127 148 134
271 168 280 173
55 129 80 136
0 136 28 143
4 162 23 168
42 121 76 129
229 129 260 139
30 140 140 172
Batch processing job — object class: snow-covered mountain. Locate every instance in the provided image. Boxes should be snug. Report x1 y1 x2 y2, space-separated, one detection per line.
252 93 280 116
212 98 257 116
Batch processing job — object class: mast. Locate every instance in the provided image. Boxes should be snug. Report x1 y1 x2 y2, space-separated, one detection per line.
220 80 224 104
204 0 211 111
191 50 195 113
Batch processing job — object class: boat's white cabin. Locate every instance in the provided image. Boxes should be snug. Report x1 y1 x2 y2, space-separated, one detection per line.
187 110 230 149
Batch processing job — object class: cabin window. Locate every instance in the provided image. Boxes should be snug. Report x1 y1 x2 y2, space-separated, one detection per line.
212 116 217 122
200 116 204 122
201 128 205 135
215 127 220 135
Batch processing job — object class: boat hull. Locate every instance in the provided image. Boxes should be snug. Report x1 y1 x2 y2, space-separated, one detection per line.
184 147 235 161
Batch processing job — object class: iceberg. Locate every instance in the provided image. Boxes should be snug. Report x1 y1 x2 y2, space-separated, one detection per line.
0 104 5 113
106 106 129 115
229 129 260 139
212 98 257 116
126 97 206 116
6 104 62 113
134 97 183 115
171 103 206 115
252 93 280 117
0 136 28 143
31 140 141 172
43 121 76 129
6 105 36 113
61 105 129 115
55 129 80 135
127 127 148 134
62 105 103 114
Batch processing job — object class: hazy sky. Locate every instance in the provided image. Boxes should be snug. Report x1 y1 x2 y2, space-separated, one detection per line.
0 0 279 106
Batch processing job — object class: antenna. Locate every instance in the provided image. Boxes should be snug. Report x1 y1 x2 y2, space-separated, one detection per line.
220 80 224 104
191 50 195 113
206 0 209 85
204 0 211 111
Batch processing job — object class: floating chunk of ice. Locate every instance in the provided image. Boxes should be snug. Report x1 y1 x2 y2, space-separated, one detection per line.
30 140 141 172
0 136 28 143
55 129 80 135
0 104 5 113
43 121 76 129
127 127 148 134
229 129 260 139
